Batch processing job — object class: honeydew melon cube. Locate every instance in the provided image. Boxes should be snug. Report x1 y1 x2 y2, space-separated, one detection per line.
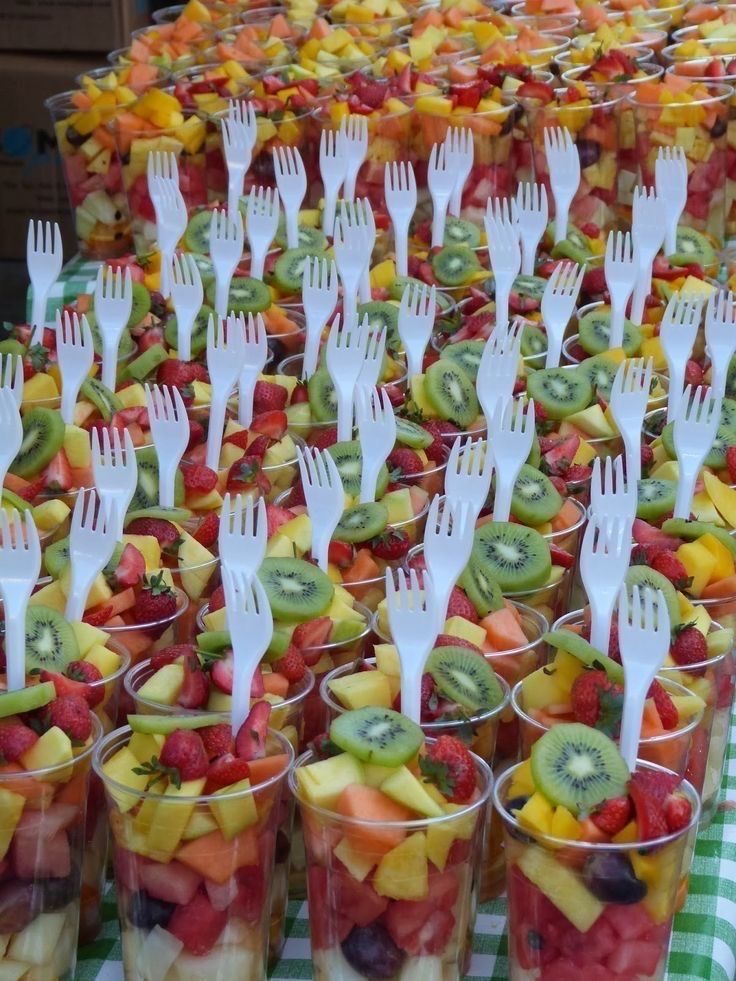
134 926 183 981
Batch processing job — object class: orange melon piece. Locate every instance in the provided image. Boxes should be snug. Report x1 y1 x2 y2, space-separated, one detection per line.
263 672 289 697
0 764 53 804
3 474 30 495
108 587 136 616
342 549 380 584
54 772 88 806
176 827 258 882
129 38 150 62
481 608 529 651
502 599 523 624
247 753 290 787
640 700 664 737
337 784 411 853
269 14 293 37
701 574 736 599
551 498 580 531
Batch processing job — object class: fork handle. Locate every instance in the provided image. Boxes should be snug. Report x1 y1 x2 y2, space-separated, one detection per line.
674 466 699 520
619 426 641 488
710 359 729 401
520 235 541 277
214 274 232 320
250 243 268 282
302 316 324 382
493 472 516 523
238 370 258 428
177 311 196 363
391 218 410 278
630 256 655 327
552 194 573 245
343 165 360 204
30 294 48 345
609 297 627 350
360 458 383 504
400 664 427 726
206 394 229 471
284 204 300 251
3 597 30 693
101 335 121 392
335 387 354 442
159 459 180 509
312 524 335 574
322 187 339 238
664 217 678 257
619 676 651 771
359 267 372 305
544 329 564 370
431 195 450 249
665 358 686 424
589 592 618 655
60 375 83 426
227 166 246 222
159 250 173 300
65 567 100 623
231 652 260 738
495 285 511 334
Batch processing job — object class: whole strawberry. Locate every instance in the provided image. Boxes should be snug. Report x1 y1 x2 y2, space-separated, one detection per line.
253 381 287 413
199 723 233 760
182 464 218 495
671 625 708 668
133 572 178 625
47 695 92 741
159 729 209 782
571 669 624 735
650 551 691 590
371 529 410 561
387 448 424 478
419 735 475 803
273 646 306 682
0 723 38 762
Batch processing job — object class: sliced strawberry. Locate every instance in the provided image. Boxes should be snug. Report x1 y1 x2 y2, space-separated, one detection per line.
235 701 271 760
177 657 209 710
204 754 251 793
42 450 72 491
113 543 145 588
210 651 234 694
250 410 287 440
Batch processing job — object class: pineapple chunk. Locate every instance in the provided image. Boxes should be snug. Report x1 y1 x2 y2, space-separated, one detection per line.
295 753 364 809
374 832 429 900
328 671 392 710
517 846 604 932
71 620 109 657
381 767 444 818
209 778 257 840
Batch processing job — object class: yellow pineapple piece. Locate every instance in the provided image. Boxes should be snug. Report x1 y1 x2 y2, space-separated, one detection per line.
374 832 429 900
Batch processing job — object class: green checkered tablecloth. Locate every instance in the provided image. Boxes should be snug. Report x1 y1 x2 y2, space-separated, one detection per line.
25 257 102 325
76 714 736 981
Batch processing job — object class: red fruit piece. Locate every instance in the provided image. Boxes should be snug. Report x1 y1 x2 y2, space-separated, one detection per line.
384 869 459 955
167 891 228 955
0 724 38 762
650 551 690 589
433 633 482 654
370 528 411 561
199 723 232 760
253 380 287 413
132 572 178 624
549 544 574 568
328 540 354 568
183 464 218 494
387 448 424 477
204 753 251 793
47 695 92 741
266 504 294 538
726 445 736 484
139 860 201 906
158 359 194 389
310 426 338 451
150 644 195 671
664 793 693 833
291 617 332 659
159 729 209 782
250 410 287 440
125 517 180 548
273 645 305 682
670 625 708 667
419 735 476 803
210 651 234 694
208 584 225 613
648 679 678 730
193 512 219 547
445 586 479 624
591 795 632 836
111 543 145 589
331 868 388 927
606 941 662 977
684 359 704 387
187 419 204 450
177 657 209 710
43 450 72 492
629 768 680 840
570 670 623 735
235 701 271 761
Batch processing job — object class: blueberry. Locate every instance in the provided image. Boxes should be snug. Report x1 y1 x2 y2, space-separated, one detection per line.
583 852 647 904
34 876 76 912
505 796 534 843
341 923 405 979
577 139 601 169
127 889 176 929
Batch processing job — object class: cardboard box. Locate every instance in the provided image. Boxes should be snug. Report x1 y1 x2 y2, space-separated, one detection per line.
0 0 148 54
0 54 99 260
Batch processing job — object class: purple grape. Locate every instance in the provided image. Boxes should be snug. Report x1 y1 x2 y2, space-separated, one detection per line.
341 923 406 979
127 889 176 929
34 876 76 912
583 852 647 904
576 139 601 169
0 882 39 933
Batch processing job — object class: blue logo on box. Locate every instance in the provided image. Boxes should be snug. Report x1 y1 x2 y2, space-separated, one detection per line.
1 125 58 173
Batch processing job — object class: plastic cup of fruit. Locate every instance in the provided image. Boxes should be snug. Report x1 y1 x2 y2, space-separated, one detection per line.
95 723 294 980
628 80 733 248
107 44 198 75
509 8 579 36
0 711 102 977
477 32 572 69
554 608 735 827
169 62 259 119
290 742 492 980
554 43 656 72
75 63 171 96
152 3 186 24
494 760 700 981
103 586 192 666
45 91 134 260
604 0 690 28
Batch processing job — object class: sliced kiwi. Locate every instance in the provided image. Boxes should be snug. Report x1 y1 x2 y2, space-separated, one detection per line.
129 712 225 734
165 304 214 357
550 224 590 265
624 566 680 628
128 283 152 329
196 630 231 654
636 478 676 522
80 378 122 421
274 223 327 252
43 536 70 578
389 278 453 313
520 323 547 366
526 367 592 421
510 464 563 526
470 522 551 594
125 506 192 526
443 218 481 248
188 253 215 287
205 277 271 315
394 418 432 450
1 489 30 512
544 630 624 685
440 340 485 383
427 646 504 713
328 440 388 499
531 723 629 816
9 407 65 479
130 447 185 512
578 310 642 357
25 606 79 672
660 418 736 471
668 226 717 269
431 245 481 287
527 434 541 469
329 706 424 766
513 275 547 305
358 301 400 347
726 356 736 400
662 517 736 559
307 367 338 423
459 563 504 617
0 681 56 719
424 359 479 428
272 248 326 294
124 343 169 382
184 210 213 253
258 556 334 620
334 503 388 543
86 312 136 361
577 353 619 400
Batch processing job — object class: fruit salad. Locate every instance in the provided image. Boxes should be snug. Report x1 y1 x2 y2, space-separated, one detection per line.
496 724 699 981
0 681 101 978
96 709 293 979
121 17 215 72
292 707 491 979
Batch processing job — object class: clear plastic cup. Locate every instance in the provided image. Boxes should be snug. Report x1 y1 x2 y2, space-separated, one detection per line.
103 586 192 666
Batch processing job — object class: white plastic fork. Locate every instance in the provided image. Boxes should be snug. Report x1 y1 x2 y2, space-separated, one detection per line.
302 256 337 381
672 384 720 519
617 584 671 770
660 293 703 423
485 203 522 334
398 281 436 378
210 207 245 318
95 264 133 392
355 386 396 504
147 149 178 189
357 326 387 391
219 493 267 579
222 566 273 737
27 219 63 345
605 231 637 350
384 566 438 725
705 290 736 400
320 129 347 239
630 186 666 326
91 428 137 539
55 309 94 425
490 397 535 522
445 436 493 524
170 253 203 362
222 100 257 219
655 147 688 256
0 389 23 495
428 142 455 248
65 489 119 622
423 496 474 628
326 313 370 440
476 319 523 429
513 182 549 276
339 114 368 203
384 161 416 278
0 354 23 409
246 185 280 281
338 199 375 304
589 455 637 523
609 358 653 487
0 509 41 692
145 384 190 508
238 312 269 428
150 175 188 299
445 127 474 218
206 313 247 471
333 215 368 325
541 260 584 369
580 513 632 656
296 445 344 572
273 146 307 249
543 126 580 244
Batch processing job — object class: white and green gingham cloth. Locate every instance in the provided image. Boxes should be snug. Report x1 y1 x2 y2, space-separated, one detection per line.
24 257 101 326
77 711 736 981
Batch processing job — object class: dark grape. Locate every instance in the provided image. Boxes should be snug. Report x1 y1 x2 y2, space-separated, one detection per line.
275 829 291 864
506 796 534 843
127 889 176 929
34 876 76 912
0 882 38 933
711 118 727 139
583 852 647 904
577 139 601 169
342 923 406 979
